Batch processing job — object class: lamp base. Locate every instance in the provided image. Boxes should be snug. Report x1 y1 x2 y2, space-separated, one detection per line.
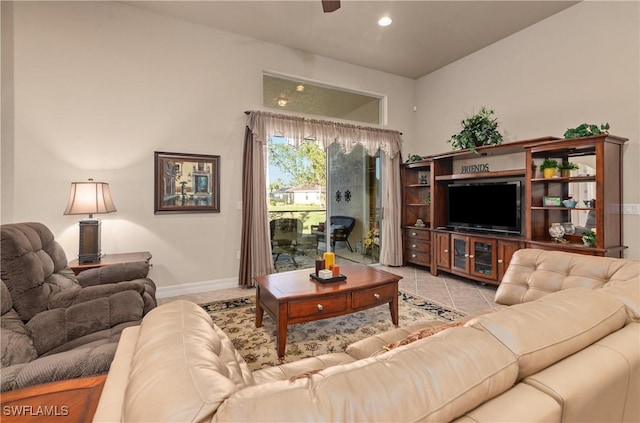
78 219 102 264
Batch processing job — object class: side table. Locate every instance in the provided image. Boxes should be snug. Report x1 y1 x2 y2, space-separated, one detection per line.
68 251 152 276
0 375 106 423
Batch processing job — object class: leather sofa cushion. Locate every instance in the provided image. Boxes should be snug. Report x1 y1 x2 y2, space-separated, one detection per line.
214 327 519 422
93 326 140 423
253 353 355 384
468 287 627 380
122 300 254 422
523 323 640 422
600 275 640 322
453 382 563 423
496 249 639 305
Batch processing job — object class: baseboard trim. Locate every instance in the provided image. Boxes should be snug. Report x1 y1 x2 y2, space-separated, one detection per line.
156 277 239 299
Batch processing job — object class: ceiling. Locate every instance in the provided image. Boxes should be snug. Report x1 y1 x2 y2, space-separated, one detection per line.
124 0 579 79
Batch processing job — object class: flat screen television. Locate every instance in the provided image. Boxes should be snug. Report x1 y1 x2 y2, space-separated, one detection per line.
446 180 522 235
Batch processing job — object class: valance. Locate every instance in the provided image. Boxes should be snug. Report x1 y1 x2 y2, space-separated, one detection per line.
246 110 402 158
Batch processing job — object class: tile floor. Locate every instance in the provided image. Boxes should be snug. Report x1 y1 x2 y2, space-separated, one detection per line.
158 264 503 315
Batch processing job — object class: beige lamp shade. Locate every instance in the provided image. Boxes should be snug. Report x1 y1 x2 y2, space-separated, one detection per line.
64 179 117 218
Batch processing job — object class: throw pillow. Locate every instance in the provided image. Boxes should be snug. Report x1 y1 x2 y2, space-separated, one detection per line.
383 321 465 351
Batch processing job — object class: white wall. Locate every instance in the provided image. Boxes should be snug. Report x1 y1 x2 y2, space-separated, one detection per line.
411 1 640 259
1 1 416 292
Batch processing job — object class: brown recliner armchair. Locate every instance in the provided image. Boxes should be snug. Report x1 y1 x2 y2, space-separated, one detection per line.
0 222 157 391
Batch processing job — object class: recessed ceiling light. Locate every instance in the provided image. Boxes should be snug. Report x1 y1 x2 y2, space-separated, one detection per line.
296 84 305 92
276 97 288 107
378 16 392 27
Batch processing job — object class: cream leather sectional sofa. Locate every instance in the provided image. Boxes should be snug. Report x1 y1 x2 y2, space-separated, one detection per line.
93 249 639 422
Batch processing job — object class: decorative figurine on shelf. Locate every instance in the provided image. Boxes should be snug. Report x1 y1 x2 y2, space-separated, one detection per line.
549 222 565 242
415 219 425 228
562 222 576 235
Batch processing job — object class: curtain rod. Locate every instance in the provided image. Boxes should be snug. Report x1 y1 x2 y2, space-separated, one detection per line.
243 111 402 135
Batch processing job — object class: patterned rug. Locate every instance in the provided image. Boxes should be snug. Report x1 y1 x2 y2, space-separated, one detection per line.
201 291 466 370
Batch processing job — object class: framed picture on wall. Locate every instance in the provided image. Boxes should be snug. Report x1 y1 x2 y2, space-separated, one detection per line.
154 151 220 214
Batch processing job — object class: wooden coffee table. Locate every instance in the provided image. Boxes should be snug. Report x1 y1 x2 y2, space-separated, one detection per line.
254 263 402 358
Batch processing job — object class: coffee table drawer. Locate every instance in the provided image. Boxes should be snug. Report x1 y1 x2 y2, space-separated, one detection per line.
288 294 348 319
352 284 396 309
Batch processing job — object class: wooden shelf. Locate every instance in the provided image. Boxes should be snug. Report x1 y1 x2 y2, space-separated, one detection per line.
531 175 596 183
531 207 594 211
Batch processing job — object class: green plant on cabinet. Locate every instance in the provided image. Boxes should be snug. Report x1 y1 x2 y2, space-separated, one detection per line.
448 107 503 154
564 123 610 139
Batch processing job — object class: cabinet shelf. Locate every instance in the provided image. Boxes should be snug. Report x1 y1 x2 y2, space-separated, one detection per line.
531 207 594 211
407 203 430 207
406 183 430 188
531 176 596 183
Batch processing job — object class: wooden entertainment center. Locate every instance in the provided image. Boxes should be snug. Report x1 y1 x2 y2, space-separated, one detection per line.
401 134 627 285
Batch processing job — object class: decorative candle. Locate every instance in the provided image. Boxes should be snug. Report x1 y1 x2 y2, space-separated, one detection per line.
332 264 340 277
323 252 335 269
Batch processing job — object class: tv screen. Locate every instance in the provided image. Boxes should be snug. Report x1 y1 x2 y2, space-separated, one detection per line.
447 180 522 235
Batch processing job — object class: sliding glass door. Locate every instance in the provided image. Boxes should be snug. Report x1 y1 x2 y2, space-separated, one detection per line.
266 137 382 272
327 143 381 264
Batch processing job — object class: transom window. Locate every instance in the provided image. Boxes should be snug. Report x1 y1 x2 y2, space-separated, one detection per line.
262 73 384 124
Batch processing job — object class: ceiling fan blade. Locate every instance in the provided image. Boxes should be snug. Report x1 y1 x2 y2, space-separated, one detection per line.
322 0 340 13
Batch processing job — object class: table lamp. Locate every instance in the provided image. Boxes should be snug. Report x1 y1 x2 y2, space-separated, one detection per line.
63 178 117 263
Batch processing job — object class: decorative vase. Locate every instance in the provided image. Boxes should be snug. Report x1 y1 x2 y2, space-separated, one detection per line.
560 169 571 178
548 223 565 242
543 168 557 179
562 222 575 235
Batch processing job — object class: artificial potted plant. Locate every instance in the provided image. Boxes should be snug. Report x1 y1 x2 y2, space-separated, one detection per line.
448 107 503 154
557 161 579 177
564 123 610 139
540 159 559 179
582 229 596 247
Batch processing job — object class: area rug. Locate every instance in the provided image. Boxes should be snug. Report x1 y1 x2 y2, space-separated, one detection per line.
201 291 466 371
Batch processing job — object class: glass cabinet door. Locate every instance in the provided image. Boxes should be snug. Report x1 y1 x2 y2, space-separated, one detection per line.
451 236 468 272
470 239 497 278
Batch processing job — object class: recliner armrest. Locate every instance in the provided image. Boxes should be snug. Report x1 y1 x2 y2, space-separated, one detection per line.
76 262 150 287
27 291 143 356
49 280 145 309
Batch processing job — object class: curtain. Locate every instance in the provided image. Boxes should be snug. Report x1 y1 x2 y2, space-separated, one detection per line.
379 152 403 266
239 110 403 286
238 125 275 287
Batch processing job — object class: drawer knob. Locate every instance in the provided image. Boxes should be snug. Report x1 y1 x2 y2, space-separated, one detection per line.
412 254 417 258
444 249 449 253
411 232 417 236
498 259 504 263
317 304 323 311
412 244 417 248
469 255 474 259
373 293 380 300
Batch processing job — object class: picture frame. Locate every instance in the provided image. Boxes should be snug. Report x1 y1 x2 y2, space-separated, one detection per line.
543 196 562 207
154 151 220 214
